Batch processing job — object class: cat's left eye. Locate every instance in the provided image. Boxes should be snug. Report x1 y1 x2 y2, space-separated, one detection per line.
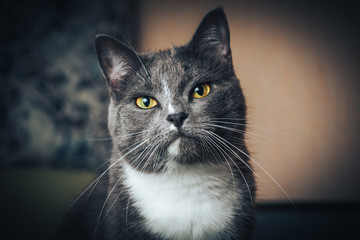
193 83 211 99
136 96 158 109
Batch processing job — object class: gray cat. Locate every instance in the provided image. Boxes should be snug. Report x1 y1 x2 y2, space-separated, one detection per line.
59 7 256 240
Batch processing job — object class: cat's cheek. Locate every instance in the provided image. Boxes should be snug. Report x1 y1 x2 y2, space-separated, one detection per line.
189 99 210 116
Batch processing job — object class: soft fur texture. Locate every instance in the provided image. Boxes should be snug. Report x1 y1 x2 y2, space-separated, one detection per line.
124 161 241 240
59 7 256 240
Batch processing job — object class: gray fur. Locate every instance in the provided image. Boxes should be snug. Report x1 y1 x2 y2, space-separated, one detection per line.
60 7 255 240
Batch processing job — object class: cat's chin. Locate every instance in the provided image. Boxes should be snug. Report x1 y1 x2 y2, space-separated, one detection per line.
166 133 204 165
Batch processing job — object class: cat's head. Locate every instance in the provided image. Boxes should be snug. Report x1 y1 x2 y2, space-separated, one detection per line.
95 7 246 173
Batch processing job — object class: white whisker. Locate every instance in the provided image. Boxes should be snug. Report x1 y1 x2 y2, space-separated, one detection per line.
205 122 275 142
210 119 305 138
204 122 288 155
207 130 297 210
69 137 151 210
202 135 237 200
96 132 164 230
203 132 253 205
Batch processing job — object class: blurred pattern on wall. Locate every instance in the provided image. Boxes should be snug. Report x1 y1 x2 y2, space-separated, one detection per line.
138 0 360 201
0 0 138 168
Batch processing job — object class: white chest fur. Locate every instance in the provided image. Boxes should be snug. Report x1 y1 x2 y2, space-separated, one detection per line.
123 162 241 240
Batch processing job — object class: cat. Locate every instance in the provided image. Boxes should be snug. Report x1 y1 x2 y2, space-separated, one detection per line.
59 7 256 240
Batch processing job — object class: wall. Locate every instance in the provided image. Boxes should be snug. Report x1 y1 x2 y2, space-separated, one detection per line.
138 0 360 201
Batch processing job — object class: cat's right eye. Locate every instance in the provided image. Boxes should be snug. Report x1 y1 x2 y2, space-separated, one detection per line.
136 96 158 109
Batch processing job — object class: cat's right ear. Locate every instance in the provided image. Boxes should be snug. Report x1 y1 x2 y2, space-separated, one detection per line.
95 34 138 90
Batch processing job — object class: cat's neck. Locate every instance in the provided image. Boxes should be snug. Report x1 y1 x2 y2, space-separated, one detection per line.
122 161 242 240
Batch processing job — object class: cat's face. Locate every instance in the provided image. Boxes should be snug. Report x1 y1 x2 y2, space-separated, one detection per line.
96 8 246 173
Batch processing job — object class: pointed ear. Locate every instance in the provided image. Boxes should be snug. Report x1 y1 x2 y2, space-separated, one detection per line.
95 34 138 90
187 7 232 63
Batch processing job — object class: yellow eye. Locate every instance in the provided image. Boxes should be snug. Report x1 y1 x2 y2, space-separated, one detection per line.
136 96 158 109
193 83 211 99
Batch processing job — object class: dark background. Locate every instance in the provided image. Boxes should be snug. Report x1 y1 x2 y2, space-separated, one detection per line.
0 0 359 239
0 0 139 169
0 0 138 238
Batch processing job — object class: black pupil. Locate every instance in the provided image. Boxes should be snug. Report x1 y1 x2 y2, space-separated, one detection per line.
195 86 204 96
143 97 150 107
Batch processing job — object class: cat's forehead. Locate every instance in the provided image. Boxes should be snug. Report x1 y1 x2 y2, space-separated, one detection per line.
134 49 196 98
144 49 188 82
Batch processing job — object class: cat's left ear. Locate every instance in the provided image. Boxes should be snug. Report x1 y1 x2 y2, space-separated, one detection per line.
187 7 232 64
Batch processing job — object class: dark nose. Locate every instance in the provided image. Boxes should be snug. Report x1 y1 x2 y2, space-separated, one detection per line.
167 112 188 129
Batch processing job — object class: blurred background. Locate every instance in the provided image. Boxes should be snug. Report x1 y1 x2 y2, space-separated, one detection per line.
1 0 359 239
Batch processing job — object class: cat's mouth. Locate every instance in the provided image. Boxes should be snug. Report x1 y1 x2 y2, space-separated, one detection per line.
168 131 195 143
166 130 202 160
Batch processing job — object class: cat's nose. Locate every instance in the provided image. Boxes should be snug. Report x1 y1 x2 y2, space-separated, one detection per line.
167 112 188 129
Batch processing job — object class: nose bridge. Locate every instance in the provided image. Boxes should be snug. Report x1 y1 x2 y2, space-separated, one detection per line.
162 80 186 115
161 75 189 119
167 97 186 114
164 89 189 129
